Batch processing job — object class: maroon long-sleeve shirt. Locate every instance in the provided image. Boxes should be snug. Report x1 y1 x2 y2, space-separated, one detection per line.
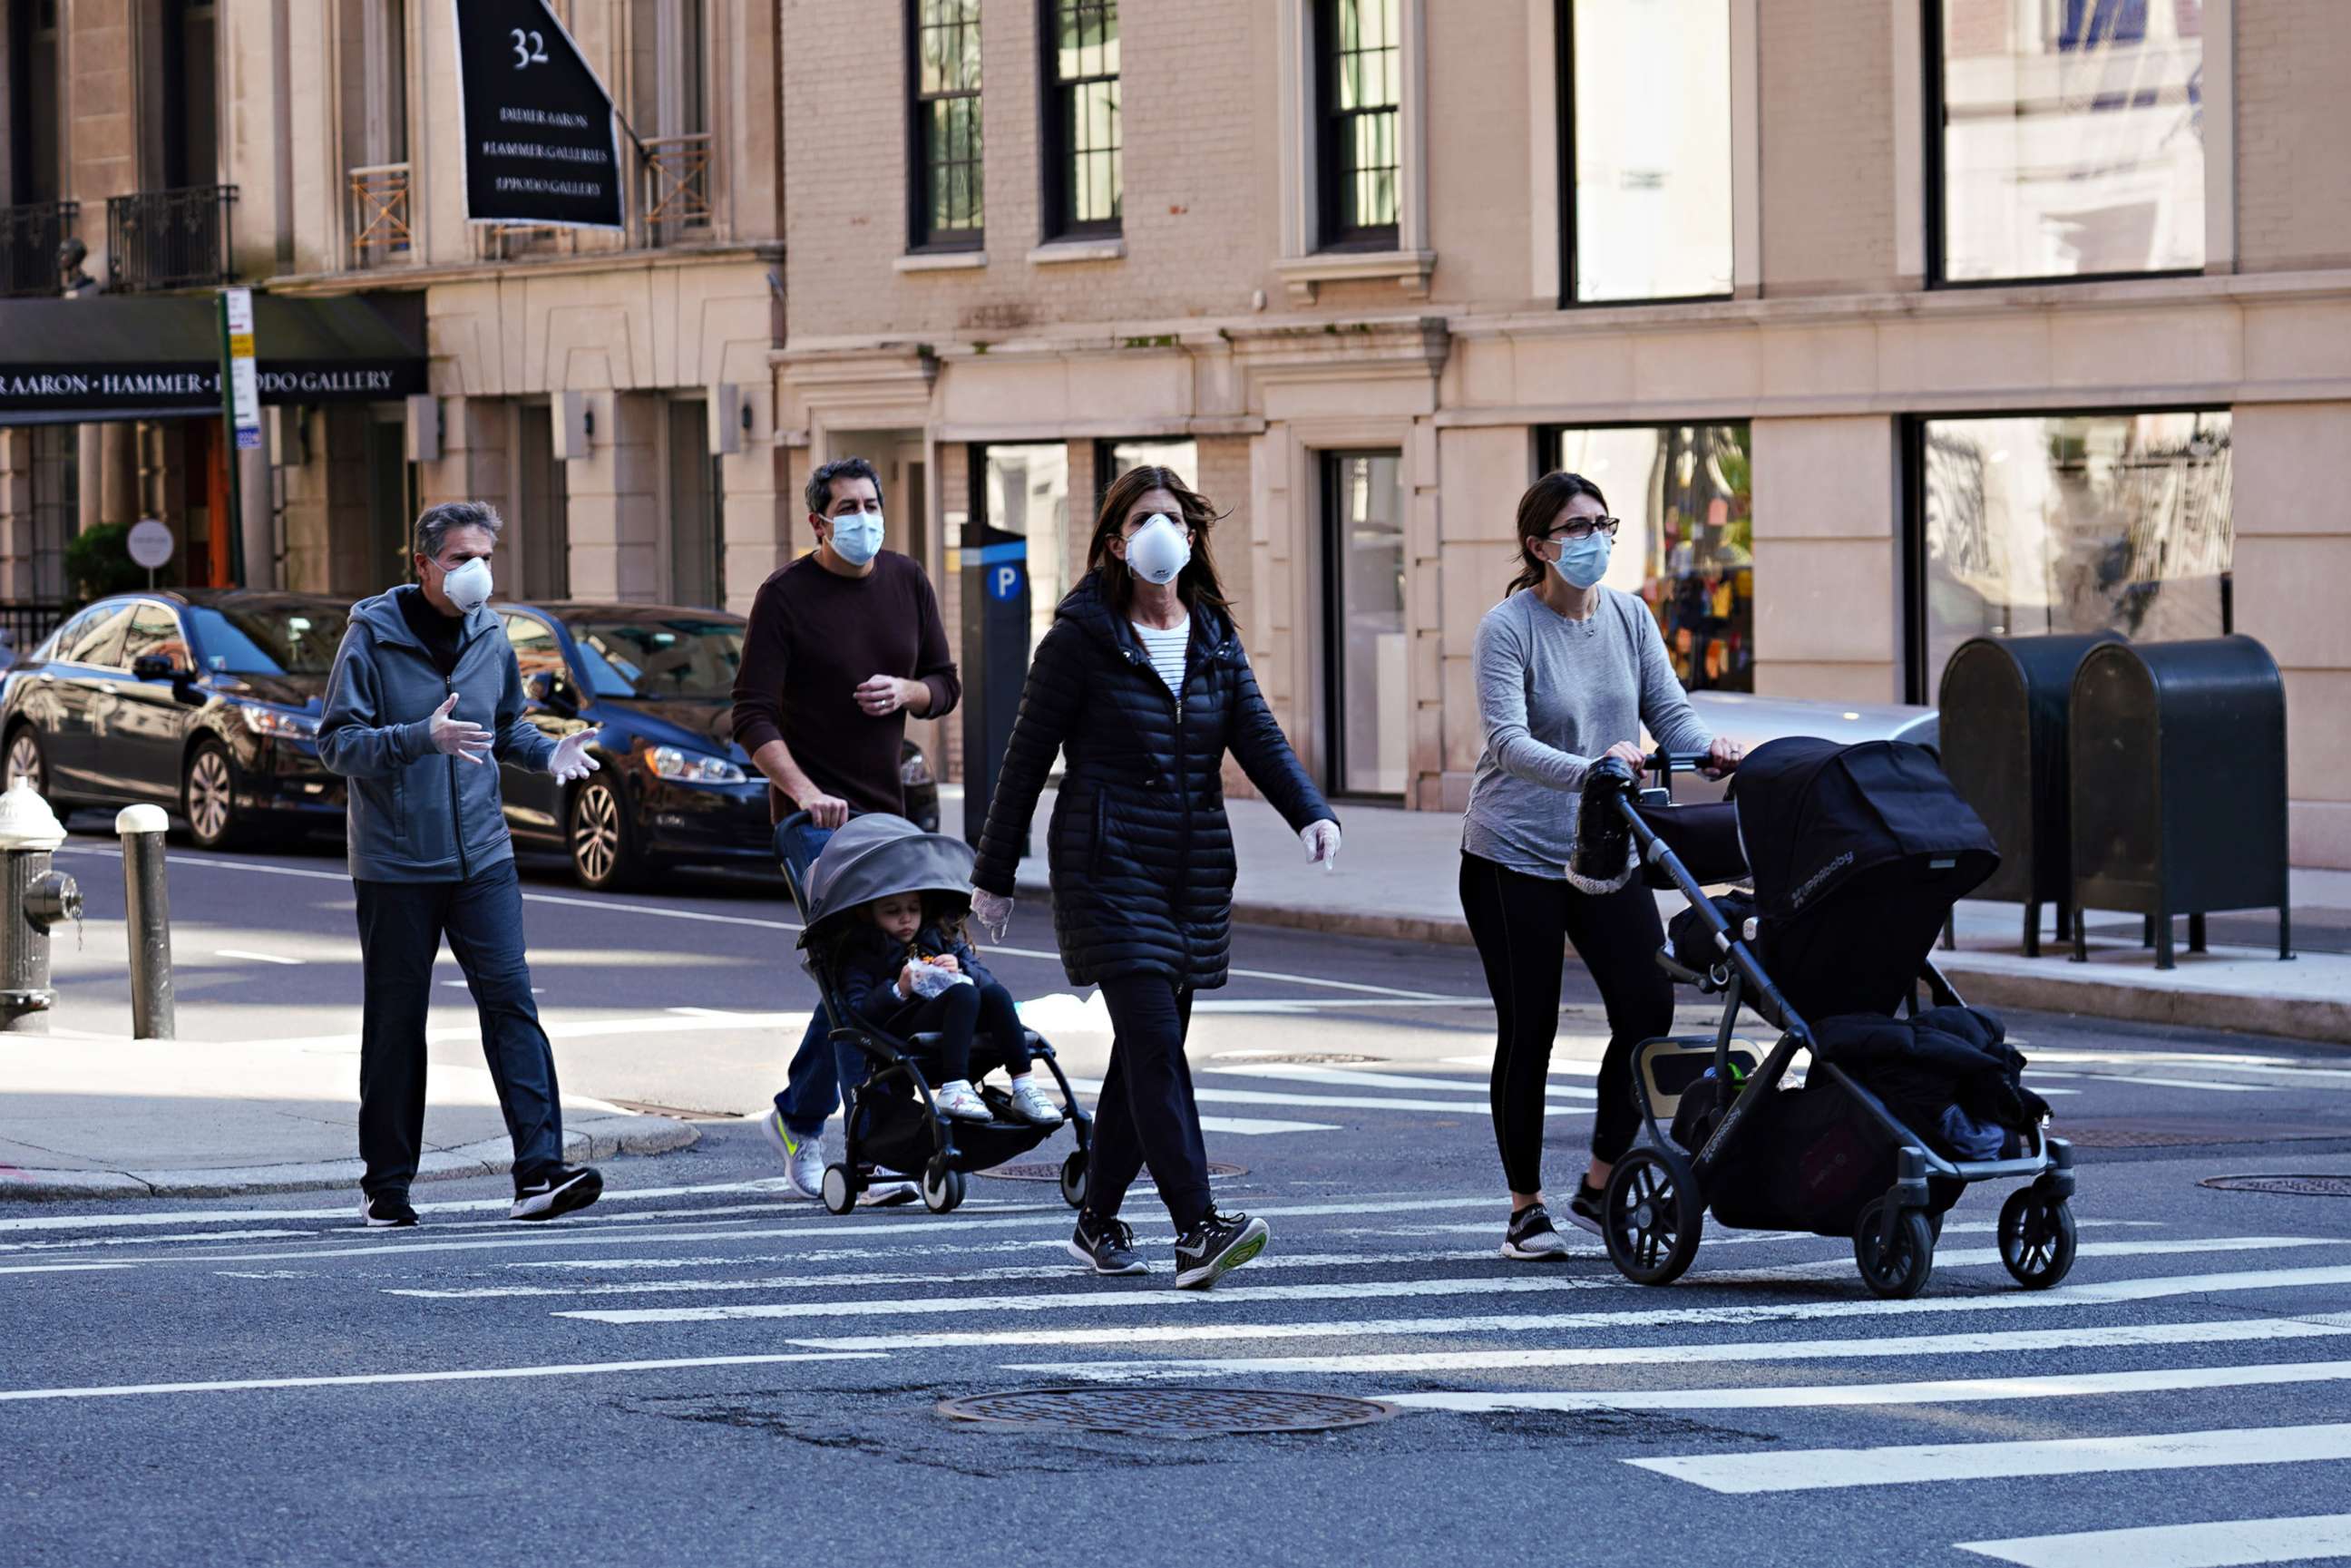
729 550 961 822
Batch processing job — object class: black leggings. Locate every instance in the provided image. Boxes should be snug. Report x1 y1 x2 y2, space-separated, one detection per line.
1085 973 1212 1232
883 979 1030 1082
1458 852 1673 1193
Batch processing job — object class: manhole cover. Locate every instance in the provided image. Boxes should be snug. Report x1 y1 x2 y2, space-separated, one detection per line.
2058 1120 2347 1149
982 1161 1245 1183
1212 1051 1377 1065
2200 1174 2351 1196
939 1387 1394 1436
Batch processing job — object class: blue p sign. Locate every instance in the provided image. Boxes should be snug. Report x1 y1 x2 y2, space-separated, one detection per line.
988 562 1025 603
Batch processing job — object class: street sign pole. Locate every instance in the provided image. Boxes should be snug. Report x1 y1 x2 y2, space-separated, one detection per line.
217 288 261 586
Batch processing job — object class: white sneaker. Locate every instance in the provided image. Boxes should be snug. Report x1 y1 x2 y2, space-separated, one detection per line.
763 1110 826 1199
1007 1077 1064 1126
933 1080 992 1122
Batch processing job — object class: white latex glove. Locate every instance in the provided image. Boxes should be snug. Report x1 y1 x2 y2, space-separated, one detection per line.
548 727 602 784
971 889 1014 940
427 693 493 765
1301 819 1341 871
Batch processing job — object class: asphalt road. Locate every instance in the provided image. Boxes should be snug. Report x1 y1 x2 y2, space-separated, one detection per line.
9 823 2351 1566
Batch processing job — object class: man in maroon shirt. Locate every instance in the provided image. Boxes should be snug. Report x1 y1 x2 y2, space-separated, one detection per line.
733 455 961 1197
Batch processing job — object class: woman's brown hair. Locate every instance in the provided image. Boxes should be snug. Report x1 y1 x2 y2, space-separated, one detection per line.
1504 471 1611 598
1087 465 1237 625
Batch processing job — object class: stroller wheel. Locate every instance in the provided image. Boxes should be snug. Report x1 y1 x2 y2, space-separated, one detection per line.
1059 1149 1089 1211
820 1164 857 1217
922 1164 967 1215
1853 1198 1936 1299
1998 1187 2078 1290
1602 1148 1702 1286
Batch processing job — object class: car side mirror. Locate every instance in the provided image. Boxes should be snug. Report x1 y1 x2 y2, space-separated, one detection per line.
132 653 179 682
528 669 577 715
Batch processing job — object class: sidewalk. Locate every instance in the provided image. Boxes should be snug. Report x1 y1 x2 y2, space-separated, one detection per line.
0 1030 697 1203
946 784 2351 1047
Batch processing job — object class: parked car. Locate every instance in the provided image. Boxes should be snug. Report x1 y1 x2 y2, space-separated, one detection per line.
495 600 941 890
1647 691 1941 803
0 589 348 848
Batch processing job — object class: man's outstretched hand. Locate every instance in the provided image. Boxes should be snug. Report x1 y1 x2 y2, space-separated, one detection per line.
549 728 602 784
428 694 494 765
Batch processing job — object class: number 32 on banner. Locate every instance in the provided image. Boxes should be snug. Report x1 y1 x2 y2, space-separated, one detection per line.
511 28 549 68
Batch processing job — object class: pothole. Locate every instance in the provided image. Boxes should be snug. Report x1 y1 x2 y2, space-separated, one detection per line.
939 1387 1395 1437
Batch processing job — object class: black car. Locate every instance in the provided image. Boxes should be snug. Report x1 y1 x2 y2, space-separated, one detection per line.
0 589 347 848
496 600 941 890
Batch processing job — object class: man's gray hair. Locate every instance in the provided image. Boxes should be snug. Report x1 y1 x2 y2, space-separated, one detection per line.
805 456 883 519
415 501 505 561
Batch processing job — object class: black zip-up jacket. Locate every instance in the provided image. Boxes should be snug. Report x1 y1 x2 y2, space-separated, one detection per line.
973 573 1334 989
836 920 1000 1027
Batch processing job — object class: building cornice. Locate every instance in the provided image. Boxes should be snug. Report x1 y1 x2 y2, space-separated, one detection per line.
261 242 785 297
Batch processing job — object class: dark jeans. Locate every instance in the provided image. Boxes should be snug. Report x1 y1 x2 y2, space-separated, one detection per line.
1086 973 1212 1232
773 817 864 1138
1458 851 1673 1192
881 978 1030 1082
355 861 563 1198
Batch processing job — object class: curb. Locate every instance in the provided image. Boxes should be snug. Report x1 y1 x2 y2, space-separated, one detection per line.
0 1115 700 1203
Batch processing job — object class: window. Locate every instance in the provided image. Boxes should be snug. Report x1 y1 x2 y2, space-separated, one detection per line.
1315 0 1400 248
515 404 571 599
1930 0 2205 284
1541 424 1755 693
910 0 984 249
1912 410 2231 700
185 601 351 676
979 443 1070 656
667 397 724 609
63 604 133 669
1095 437 1198 504
1560 0 1732 303
122 604 191 672
1042 1 1119 239
1322 451 1407 797
502 614 569 685
567 618 746 698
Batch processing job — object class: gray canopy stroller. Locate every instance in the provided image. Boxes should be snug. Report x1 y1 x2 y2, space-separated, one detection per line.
781 812 1092 1216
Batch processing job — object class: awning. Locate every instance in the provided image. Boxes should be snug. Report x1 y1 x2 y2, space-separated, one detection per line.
0 293 428 425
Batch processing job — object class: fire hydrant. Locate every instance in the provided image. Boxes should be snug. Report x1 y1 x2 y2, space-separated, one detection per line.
0 779 82 1034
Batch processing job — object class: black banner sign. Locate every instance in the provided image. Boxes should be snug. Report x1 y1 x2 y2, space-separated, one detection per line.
0 361 427 421
454 0 625 229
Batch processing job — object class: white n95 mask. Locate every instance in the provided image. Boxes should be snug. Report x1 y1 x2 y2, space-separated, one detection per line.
1125 513 1191 586
442 557 494 615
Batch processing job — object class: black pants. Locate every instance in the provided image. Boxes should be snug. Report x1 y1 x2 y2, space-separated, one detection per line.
1086 973 1212 1232
1458 852 1673 1193
881 979 1030 1082
355 861 563 1199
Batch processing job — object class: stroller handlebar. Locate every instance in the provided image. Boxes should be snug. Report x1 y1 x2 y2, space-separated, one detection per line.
1648 749 1725 777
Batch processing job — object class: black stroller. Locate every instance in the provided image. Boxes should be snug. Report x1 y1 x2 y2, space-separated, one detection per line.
1572 737 2079 1299
778 812 1093 1217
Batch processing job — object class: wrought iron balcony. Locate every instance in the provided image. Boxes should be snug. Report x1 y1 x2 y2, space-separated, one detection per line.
346 163 414 268
639 132 712 246
106 184 238 292
0 201 79 297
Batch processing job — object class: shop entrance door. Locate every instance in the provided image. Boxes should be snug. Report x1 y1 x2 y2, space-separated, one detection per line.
1321 450 1408 798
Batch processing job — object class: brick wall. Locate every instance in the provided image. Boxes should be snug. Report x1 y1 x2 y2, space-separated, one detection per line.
2235 0 2351 273
1759 0 1898 295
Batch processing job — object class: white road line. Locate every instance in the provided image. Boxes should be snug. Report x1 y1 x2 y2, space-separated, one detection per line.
212 948 307 966
1066 1076 1564 1117
1001 1313 2351 1381
1205 1064 1595 1099
1628 1421 2351 1495
780 1266 2351 1353
1707 1234 2338 1281
1199 1115 1343 1135
1379 1359 2351 1414
0 1262 135 1276
0 1178 805 1234
2035 1071 2271 1096
0 1229 317 1256
0 1351 884 1406
1956 1514 2351 1568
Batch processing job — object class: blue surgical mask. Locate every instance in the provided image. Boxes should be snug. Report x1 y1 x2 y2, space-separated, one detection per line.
1553 531 1611 590
829 512 884 567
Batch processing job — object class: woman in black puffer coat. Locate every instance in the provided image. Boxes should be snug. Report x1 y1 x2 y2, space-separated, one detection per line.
972 464 1339 1290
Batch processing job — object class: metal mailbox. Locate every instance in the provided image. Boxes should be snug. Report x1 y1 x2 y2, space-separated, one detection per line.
2067 636 2291 969
1937 633 2120 956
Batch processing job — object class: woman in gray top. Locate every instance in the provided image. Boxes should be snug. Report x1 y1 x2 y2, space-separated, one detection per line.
1460 472 1738 1261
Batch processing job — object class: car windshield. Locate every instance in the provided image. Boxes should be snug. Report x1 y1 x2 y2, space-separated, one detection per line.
186 603 351 676
567 618 745 699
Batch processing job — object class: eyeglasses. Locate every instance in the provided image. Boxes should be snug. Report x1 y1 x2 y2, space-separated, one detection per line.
1551 517 1623 542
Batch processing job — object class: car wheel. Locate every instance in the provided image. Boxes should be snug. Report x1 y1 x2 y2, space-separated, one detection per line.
5 725 48 799
182 740 243 851
568 778 641 891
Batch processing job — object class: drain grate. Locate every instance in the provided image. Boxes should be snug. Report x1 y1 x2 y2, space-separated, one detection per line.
2200 1174 2351 1197
983 1161 1244 1183
939 1387 1394 1436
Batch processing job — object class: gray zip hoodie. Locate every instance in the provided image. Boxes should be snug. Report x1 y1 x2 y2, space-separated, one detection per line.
318 588 556 881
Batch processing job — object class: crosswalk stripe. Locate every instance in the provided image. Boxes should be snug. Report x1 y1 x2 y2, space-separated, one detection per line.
1377 1359 2351 1413
776 1266 2351 1352
2034 1071 2271 1095
1708 1234 2336 1280
994 1312 2351 1380
1628 1421 2351 1494
1198 1115 1342 1135
1204 1064 1595 1099
0 1262 135 1276
0 1177 805 1234
1955 1514 2351 1568
1067 1077 1565 1116
0 1350 885 1406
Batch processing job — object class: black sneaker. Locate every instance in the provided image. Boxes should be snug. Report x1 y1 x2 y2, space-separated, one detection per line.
1173 1209 1269 1290
1068 1213 1149 1276
1565 1179 1607 1239
512 1164 603 1222
361 1191 418 1228
1501 1203 1569 1261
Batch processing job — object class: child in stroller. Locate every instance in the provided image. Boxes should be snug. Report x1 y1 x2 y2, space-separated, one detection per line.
834 888 1065 1127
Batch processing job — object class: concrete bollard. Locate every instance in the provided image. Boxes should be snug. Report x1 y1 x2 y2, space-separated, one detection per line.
116 804 174 1041
0 781 82 1035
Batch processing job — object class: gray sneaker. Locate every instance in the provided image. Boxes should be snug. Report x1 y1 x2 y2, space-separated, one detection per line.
1501 1203 1570 1261
763 1110 826 1199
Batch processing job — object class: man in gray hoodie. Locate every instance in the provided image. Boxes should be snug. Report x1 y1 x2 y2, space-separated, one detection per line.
319 501 606 1227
